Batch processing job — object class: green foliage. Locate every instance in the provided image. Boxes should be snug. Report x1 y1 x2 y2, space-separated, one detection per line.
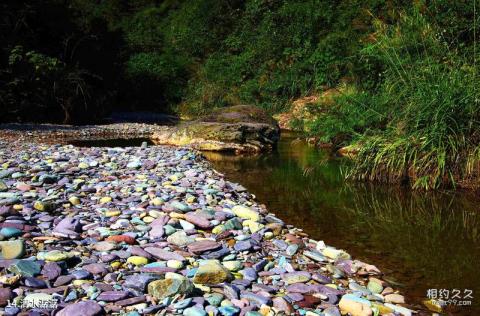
123 7 166 50
304 8 480 189
1 0 479 191
125 51 188 106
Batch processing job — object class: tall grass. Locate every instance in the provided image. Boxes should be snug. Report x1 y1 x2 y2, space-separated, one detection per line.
313 9 480 189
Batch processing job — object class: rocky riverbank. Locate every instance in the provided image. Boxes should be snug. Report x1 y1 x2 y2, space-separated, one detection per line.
0 123 169 144
0 140 415 316
1 106 281 154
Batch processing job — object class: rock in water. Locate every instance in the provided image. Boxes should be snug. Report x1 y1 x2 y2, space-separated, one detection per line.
151 105 280 153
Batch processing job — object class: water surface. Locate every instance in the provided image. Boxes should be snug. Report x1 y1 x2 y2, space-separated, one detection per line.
205 132 480 315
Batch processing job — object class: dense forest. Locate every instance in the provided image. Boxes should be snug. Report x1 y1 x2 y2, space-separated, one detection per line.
1 0 479 189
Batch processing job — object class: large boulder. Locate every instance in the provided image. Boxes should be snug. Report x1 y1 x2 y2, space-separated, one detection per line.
151 105 280 153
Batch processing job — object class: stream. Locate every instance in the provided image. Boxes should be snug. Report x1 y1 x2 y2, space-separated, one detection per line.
204 132 480 315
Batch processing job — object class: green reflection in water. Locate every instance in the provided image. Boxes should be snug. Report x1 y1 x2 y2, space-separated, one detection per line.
205 132 480 315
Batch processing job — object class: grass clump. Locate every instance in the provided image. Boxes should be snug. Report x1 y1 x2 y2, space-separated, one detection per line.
306 9 480 189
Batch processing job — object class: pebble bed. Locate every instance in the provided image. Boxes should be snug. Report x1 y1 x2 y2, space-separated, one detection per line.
0 123 169 144
0 140 415 316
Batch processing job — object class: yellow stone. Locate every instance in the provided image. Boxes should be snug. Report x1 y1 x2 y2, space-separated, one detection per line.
142 216 155 223
151 198 163 206
100 197 112 204
167 260 184 269
259 305 272 316
193 283 211 292
243 220 264 233
170 212 185 219
186 196 196 203
212 225 225 235
44 250 68 262
69 196 80 205
264 232 274 240
232 205 260 221
13 204 23 210
126 303 148 312
0 274 20 285
423 299 443 313
105 210 121 217
110 261 122 269
371 302 394 315
222 261 242 272
78 162 89 169
325 284 337 289
127 256 148 266
73 280 92 286
148 210 162 218
322 247 350 260
33 201 49 212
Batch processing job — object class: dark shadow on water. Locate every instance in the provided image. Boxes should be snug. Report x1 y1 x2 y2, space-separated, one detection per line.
69 138 153 147
204 132 480 315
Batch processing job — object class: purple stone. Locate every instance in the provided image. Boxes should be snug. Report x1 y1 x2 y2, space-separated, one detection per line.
336 259 357 275
56 300 103 316
82 263 108 276
129 246 153 259
54 275 75 287
213 212 231 222
312 273 332 284
240 292 271 307
96 291 129 302
0 287 12 306
252 260 268 272
184 212 212 229
41 262 62 281
252 283 275 293
144 247 185 261
53 217 82 238
286 283 315 294
72 269 92 280
223 284 240 300
24 277 47 288
234 240 252 252
123 274 157 292
100 253 118 263
187 240 222 254
232 279 252 288
286 293 304 302
200 247 229 260
272 239 288 250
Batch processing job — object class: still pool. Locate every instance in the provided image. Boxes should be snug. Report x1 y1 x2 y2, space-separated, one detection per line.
204 132 480 315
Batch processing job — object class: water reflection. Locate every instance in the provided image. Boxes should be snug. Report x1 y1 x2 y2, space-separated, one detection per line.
205 132 480 315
